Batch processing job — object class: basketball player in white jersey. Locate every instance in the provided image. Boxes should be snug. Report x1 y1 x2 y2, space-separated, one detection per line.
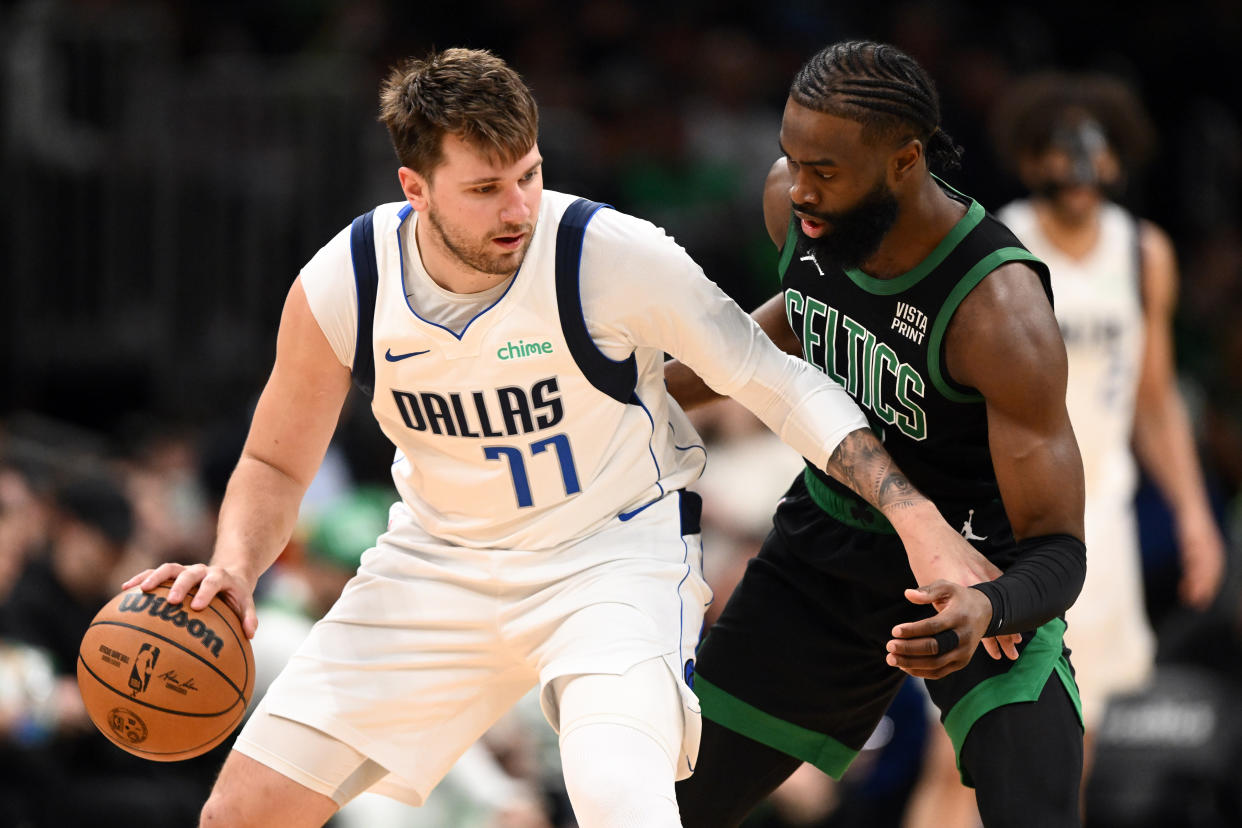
905 71 1225 828
122 49 1011 828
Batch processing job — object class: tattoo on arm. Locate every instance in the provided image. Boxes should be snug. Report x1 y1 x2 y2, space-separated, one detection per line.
826 429 924 514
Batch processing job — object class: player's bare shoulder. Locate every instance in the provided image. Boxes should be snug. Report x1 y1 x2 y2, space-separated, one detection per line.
944 260 1066 395
763 158 793 248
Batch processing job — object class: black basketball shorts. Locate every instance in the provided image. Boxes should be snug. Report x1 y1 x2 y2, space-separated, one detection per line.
691 473 1080 780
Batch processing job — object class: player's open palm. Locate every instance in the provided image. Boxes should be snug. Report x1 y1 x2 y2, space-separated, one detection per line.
885 579 997 679
122 561 259 639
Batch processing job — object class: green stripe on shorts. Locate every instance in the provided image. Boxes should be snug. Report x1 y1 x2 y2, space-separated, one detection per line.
941 617 1083 786
695 675 859 779
802 468 896 534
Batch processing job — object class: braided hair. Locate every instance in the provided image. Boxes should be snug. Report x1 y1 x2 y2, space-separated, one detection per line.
791 41 963 172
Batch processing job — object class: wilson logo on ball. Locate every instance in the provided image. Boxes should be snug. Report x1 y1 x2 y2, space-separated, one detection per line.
118 593 225 658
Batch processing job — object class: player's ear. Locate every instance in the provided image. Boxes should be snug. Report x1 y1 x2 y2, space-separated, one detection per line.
890 138 922 183
398 167 430 211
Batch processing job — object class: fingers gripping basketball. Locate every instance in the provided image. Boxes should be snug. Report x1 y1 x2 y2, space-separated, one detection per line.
76 581 255 761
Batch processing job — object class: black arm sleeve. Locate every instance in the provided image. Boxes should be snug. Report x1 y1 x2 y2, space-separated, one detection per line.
969 533 1087 636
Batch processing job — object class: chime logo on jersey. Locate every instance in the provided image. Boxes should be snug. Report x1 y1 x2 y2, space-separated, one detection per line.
497 339 554 360
392 376 565 437
785 289 928 440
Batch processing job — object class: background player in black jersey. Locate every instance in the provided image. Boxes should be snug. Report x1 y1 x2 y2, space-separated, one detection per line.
668 40 1088 827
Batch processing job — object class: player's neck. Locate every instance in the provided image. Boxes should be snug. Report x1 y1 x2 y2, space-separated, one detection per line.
1033 198 1102 261
859 176 966 280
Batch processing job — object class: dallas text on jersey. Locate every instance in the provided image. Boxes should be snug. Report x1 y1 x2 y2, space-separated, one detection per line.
391 376 564 438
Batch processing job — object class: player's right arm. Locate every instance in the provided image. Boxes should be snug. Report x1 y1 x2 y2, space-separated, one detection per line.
664 159 801 408
887 260 1086 678
664 159 1016 611
122 277 352 637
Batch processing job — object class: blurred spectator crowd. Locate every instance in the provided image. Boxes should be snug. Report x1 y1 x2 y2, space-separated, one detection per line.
1 0 1240 826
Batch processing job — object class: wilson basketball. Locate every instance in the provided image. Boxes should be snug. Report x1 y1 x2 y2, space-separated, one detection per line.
76 582 255 761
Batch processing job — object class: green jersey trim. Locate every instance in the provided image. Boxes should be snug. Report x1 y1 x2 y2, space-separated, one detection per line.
940 617 1083 787
695 674 860 779
841 199 985 296
927 247 1045 403
803 467 896 534
777 215 800 279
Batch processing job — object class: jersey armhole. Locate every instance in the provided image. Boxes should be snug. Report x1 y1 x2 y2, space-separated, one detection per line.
348 209 379 398
927 248 1047 403
555 198 639 405
1132 215 1147 312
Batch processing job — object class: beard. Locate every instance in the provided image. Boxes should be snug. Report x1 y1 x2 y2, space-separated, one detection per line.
795 178 899 271
426 205 533 277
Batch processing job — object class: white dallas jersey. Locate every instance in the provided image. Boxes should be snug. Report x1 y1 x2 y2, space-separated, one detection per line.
1000 199 1145 504
301 190 864 549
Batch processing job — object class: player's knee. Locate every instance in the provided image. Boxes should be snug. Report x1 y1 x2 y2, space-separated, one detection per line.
560 723 681 827
199 789 247 828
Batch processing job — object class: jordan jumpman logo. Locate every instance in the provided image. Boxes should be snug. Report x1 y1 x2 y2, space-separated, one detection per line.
799 251 825 276
961 509 987 541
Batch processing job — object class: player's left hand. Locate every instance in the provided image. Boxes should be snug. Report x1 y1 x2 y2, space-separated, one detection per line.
885 580 999 679
901 521 1021 662
1177 512 1225 610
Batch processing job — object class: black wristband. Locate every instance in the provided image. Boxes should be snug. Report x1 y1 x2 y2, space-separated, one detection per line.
970 533 1086 637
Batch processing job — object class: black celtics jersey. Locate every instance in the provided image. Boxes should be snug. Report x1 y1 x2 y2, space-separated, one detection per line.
778 181 1052 526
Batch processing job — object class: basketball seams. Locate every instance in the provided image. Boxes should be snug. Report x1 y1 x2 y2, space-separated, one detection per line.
120 715 242 759
201 594 255 694
84 618 248 701
74 677 245 759
76 648 245 718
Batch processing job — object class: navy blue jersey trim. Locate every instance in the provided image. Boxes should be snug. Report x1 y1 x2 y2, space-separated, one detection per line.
555 198 639 404
349 209 379 397
679 489 703 536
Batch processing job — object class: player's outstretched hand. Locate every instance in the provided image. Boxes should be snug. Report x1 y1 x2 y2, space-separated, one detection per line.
885 580 997 679
121 562 259 639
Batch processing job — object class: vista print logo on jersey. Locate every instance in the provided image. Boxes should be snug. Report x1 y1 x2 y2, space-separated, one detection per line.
891 301 928 345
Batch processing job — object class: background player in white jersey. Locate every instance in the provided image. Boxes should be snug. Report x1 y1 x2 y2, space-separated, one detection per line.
906 70 1226 828
121 48 1005 828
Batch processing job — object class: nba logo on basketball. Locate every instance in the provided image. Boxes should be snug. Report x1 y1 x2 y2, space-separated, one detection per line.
128 642 160 696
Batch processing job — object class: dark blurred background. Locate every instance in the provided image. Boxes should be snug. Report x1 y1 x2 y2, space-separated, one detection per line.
3 0 1239 446
1 1 1239 826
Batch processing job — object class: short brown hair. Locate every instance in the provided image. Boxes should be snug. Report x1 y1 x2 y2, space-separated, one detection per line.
378 48 539 176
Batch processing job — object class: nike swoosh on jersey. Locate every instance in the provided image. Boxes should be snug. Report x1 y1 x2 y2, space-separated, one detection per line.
384 348 431 362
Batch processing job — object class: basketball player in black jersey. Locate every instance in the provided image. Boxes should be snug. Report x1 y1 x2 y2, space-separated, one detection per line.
668 41 1088 827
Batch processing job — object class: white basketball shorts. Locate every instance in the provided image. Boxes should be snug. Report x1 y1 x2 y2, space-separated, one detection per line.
234 489 711 806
